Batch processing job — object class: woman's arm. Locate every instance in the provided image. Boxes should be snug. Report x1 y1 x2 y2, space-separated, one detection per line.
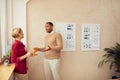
19 52 31 61
11 44 31 63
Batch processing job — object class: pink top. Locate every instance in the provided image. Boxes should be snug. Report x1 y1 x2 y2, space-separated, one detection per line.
11 40 27 74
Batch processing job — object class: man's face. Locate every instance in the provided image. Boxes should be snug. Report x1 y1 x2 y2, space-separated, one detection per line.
45 24 53 33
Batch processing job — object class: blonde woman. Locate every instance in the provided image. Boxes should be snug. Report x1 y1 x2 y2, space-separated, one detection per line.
11 27 31 80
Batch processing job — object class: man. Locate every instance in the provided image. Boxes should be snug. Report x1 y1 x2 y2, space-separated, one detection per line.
37 22 63 80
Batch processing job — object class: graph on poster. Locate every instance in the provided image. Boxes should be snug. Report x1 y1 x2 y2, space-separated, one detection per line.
55 23 76 51
81 24 100 51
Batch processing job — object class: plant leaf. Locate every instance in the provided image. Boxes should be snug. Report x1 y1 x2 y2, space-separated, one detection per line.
109 61 114 70
98 59 105 68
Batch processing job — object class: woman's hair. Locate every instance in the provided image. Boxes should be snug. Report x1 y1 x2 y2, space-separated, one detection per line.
11 27 22 38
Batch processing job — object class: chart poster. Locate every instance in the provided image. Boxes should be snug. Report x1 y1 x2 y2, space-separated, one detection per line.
81 24 100 51
55 22 76 51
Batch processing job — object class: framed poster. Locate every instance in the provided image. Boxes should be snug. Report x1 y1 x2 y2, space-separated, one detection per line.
55 22 76 51
81 24 100 51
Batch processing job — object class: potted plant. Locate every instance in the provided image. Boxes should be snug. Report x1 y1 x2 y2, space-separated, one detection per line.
98 43 120 79
0 50 11 65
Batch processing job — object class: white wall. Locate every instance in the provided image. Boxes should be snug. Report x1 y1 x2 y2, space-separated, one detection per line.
0 0 2 57
0 0 7 56
0 0 1 57
12 0 29 45
0 0 28 56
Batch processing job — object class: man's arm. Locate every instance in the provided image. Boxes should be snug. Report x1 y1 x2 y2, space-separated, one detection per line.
33 47 46 52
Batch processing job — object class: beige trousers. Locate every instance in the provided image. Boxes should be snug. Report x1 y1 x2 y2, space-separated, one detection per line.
14 73 28 80
44 59 60 80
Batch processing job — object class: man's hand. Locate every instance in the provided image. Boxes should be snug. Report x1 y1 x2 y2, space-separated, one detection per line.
42 45 51 52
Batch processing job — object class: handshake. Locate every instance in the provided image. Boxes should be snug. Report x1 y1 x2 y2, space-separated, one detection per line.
31 48 39 56
31 45 51 56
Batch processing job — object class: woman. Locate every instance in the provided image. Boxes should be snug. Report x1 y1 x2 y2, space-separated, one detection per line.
11 27 31 80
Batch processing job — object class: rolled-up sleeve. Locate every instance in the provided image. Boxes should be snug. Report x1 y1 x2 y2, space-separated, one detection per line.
11 44 20 63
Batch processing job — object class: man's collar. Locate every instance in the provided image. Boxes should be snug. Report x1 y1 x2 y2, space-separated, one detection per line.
48 30 55 35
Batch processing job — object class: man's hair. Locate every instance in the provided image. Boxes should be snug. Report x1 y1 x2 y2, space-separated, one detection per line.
46 22 53 26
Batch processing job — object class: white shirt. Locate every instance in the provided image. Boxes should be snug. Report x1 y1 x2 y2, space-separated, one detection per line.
48 30 55 35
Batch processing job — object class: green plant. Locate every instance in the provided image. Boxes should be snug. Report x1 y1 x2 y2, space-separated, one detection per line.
98 43 120 72
0 50 12 64
6 50 12 59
